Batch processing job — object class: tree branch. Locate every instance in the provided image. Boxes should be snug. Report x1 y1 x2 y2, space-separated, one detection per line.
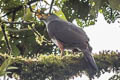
1 21 42 38
10 11 16 28
49 0 54 14
2 21 34 25
1 24 12 54
6 28 30 32
2 0 43 17
29 25 41 37
0 51 120 80
110 8 113 19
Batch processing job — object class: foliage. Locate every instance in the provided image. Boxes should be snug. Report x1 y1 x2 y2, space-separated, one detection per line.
0 51 120 80
0 0 120 80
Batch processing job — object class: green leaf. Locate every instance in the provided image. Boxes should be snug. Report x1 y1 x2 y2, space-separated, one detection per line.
0 31 3 40
99 9 103 13
0 25 3 40
54 10 67 21
89 21 95 25
11 43 20 57
0 58 13 76
7 66 18 70
24 8 33 21
76 19 83 27
24 4 36 21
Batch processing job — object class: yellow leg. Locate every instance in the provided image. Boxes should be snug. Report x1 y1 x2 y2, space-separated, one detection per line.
57 41 64 57
60 50 64 57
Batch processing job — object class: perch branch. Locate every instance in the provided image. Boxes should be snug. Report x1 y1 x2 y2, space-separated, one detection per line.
0 51 120 80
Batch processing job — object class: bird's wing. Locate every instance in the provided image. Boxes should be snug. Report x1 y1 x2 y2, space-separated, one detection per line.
47 19 98 70
47 19 89 48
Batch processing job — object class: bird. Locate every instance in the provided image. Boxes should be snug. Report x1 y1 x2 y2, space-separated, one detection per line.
36 13 98 71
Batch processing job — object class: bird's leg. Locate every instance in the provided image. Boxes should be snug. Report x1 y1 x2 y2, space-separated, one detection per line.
57 41 64 56
60 48 64 57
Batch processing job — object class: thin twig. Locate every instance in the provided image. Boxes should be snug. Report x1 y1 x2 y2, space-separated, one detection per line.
10 11 16 28
29 4 35 13
1 24 12 54
110 8 113 19
2 21 41 36
2 21 34 24
6 28 30 32
23 5 27 21
44 0 50 5
49 0 54 14
29 25 41 37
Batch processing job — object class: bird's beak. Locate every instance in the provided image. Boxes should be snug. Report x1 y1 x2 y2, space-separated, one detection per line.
36 13 44 20
36 9 51 20
36 13 42 19
36 13 50 20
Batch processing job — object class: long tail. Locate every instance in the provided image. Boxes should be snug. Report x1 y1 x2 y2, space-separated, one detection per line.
82 48 98 71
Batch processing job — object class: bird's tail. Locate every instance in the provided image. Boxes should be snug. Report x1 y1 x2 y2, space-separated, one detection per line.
82 48 98 71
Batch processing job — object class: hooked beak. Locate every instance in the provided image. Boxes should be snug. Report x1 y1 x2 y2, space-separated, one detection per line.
36 13 43 20
36 12 50 21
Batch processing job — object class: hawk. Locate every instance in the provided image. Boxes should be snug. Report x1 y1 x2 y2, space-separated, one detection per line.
36 13 98 70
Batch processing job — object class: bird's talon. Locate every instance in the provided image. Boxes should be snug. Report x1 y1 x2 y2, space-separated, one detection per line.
60 54 64 57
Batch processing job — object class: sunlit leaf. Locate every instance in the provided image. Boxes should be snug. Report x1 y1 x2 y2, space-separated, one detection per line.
99 9 103 13
0 58 13 76
89 21 95 25
7 66 18 70
76 18 83 27
54 10 67 21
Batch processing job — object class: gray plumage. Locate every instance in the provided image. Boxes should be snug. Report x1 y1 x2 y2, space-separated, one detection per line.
42 14 98 70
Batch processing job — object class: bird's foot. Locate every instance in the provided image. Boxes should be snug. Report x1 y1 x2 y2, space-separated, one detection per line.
60 52 64 57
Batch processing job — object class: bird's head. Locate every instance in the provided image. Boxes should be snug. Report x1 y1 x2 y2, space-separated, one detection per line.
36 9 50 21
36 13 50 21
36 9 59 24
